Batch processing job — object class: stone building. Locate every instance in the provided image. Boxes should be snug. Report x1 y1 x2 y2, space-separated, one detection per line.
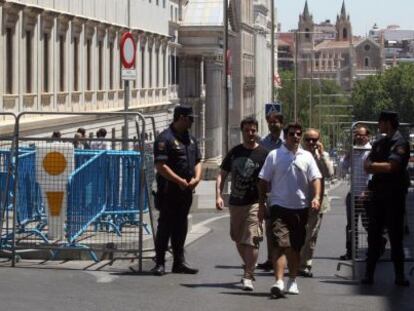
0 0 176 138
178 0 272 163
297 0 383 91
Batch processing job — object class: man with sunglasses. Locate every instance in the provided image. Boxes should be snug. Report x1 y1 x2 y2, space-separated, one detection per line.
258 123 322 297
151 105 202 276
299 129 334 277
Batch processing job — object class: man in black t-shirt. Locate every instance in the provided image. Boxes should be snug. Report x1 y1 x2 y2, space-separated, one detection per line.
216 117 268 291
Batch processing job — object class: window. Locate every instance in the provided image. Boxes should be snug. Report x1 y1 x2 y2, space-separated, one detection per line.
343 28 348 40
156 0 159 5
86 39 91 90
163 49 166 87
170 5 173 20
156 49 159 87
59 35 65 92
43 33 49 92
6 28 13 94
73 37 79 91
141 46 145 88
26 31 32 93
305 28 310 39
364 57 370 68
109 42 114 89
163 0 166 8
364 44 371 51
98 40 103 90
148 47 152 88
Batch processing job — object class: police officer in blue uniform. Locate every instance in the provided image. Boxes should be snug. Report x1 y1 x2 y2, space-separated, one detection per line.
151 106 202 276
363 111 410 286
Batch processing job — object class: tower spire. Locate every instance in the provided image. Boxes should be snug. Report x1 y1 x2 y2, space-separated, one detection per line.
341 0 346 17
303 0 310 18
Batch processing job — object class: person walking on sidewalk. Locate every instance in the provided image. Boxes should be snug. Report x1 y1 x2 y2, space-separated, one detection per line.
362 111 410 287
257 111 284 272
216 117 269 291
299 128 334 277
151 106 202 276
258 122 322 297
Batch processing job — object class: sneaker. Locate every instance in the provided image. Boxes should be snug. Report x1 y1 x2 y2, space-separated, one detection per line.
241 278 254 291
285 278 299 295
270 280 285 298
299 266 313 278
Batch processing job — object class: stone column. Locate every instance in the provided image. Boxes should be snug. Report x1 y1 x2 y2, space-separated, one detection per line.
204 56 223 163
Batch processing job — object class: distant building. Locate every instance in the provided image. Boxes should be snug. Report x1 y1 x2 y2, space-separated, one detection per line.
369 24 414 67
296 0 384 91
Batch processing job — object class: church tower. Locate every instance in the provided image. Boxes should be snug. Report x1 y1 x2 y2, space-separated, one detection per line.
336 0 352 42
298 0 314 46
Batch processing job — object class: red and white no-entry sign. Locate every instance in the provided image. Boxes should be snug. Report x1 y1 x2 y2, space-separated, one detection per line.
120 32 136 69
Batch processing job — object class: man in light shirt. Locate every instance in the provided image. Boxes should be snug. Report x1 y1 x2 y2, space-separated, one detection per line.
299 128 334 277
258 122 322 298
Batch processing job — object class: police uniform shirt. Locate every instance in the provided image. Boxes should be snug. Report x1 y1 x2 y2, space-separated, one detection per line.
154 124 201 184
368 130 410 193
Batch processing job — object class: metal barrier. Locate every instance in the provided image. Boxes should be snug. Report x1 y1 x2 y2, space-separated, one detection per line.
338 121 414 280
0 111 157 271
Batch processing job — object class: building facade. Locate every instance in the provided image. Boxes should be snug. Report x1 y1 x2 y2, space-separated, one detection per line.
297 0 383 91
0 0 176 137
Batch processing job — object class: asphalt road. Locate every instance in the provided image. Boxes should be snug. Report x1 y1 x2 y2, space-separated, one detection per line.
0 182 413 311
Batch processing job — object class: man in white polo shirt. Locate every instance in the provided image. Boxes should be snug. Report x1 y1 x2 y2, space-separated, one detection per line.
258 122 322 298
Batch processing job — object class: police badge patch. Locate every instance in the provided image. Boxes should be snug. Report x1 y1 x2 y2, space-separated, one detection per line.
396 146 406 155
157 142 166 151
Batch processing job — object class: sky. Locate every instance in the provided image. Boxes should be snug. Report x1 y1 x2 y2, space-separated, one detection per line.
276 0 414 36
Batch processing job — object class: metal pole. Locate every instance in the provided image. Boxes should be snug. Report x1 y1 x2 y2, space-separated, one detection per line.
294 31 298 122
124 0 131 150
309 55 313 128
223 0 229 154
270 0 275 102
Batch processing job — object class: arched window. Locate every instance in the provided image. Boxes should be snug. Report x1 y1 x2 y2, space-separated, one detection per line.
364 57 370 68
343 28 348 40
305 28 310 39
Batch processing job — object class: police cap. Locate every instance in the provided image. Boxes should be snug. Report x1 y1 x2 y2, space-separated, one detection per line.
378 110 399 124
173 105 194 119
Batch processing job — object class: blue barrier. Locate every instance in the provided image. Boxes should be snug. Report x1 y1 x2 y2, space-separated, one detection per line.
67 151 108 244
0 148 149 254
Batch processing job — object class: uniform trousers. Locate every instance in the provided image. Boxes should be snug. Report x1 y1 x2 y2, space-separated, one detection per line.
154 187 193 265
366 192 406 277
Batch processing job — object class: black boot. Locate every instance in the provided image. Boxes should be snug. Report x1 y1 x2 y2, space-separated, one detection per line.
172 261 199 274
394 262 410 287
151 263 166 276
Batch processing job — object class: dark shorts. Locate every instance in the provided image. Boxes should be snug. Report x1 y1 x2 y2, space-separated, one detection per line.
269 205 309 252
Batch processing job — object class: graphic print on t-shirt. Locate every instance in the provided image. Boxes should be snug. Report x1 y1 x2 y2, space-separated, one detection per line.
231 157 260 201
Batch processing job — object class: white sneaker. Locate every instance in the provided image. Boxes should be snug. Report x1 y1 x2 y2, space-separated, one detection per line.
285 278 299 295
270 279 285 298
241 278 254 291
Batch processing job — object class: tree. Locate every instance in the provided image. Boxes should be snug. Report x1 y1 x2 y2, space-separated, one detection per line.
277 70 349 149
352 63 414 123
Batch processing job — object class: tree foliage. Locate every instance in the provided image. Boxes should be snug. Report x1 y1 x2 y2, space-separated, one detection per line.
352 63 414 123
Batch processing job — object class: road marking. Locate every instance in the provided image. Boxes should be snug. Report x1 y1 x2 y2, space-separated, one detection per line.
191 214 229 231
85 271 119 283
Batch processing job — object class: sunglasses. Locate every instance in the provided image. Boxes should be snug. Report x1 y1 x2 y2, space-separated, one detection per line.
287 131 302 137
304 137 318 143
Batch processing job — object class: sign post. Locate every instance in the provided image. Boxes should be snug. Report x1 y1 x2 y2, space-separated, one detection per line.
265 102 282 115
120 32 137 149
